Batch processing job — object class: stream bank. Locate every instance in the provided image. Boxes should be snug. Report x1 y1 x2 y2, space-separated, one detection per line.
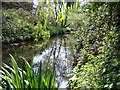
2 34 77 88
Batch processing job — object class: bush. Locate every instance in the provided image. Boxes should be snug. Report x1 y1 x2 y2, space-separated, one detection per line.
68 3 120 89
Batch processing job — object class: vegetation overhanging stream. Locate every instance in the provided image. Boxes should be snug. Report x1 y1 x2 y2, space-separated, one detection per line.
1 1 120 89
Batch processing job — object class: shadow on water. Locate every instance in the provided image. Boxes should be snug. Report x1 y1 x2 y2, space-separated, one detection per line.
2 34 76 88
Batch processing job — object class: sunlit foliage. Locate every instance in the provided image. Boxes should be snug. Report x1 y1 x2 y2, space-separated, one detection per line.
68 2 120 89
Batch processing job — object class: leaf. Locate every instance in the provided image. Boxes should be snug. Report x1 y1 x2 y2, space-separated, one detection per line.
9 54 21 88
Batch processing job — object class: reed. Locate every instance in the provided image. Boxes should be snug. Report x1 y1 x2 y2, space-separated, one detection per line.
0 54 57 90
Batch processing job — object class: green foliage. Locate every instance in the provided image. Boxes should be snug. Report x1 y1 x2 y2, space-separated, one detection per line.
2 2 32 11
2 2 74 43
2 2 120 89
0 54 57 89
2 8 51 42
2 9 36 42
68 2 120 89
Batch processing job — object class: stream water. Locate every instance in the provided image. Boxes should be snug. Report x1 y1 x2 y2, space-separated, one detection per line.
2 34 76 88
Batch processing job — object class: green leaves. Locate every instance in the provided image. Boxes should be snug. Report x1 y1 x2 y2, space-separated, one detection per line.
0 55 57 89
10 54 21 88
68 2 120 89
42 31 50 41
2 2 74 43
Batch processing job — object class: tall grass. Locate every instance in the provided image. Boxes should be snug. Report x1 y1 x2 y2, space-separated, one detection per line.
0 54 57 89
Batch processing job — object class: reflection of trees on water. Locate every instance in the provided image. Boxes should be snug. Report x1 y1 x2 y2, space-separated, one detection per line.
33 36 74 84
47 37 74 83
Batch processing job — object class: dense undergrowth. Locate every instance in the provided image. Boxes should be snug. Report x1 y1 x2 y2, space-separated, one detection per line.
68 2 120 89
2 2 71 43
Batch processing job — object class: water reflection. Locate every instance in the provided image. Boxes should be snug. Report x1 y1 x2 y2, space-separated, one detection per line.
2 34 75 88
32 38 74 86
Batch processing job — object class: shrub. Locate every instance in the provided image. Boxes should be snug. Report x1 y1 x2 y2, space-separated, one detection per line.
68 2 120 89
